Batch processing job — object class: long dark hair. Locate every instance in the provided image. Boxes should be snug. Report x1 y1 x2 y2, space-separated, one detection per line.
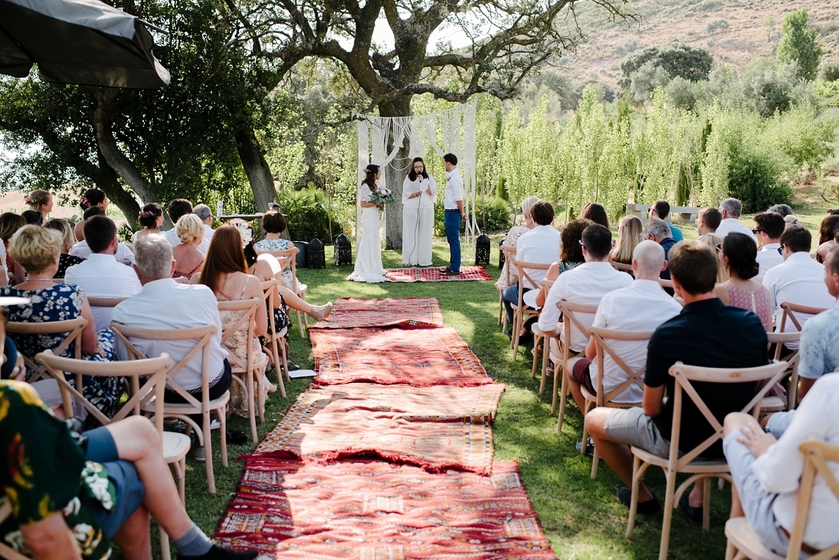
362 164 380 191
200 225 248 295
407 157 429 182
80 188 106 210
723 232 759 280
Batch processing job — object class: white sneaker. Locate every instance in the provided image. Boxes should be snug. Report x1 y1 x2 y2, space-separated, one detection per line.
191 445 206 462
210 419 221 430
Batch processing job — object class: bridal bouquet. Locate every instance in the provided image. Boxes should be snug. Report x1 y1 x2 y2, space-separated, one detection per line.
369 187 394 206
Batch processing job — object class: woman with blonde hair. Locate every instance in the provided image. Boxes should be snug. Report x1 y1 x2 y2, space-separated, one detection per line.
496 195 541 291
698 233 729 283
172 214 204 279
26 189 53 218
610 215 643 265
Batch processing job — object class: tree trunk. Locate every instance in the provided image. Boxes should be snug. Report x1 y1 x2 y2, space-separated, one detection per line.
378 97 412 250
235 128 279 213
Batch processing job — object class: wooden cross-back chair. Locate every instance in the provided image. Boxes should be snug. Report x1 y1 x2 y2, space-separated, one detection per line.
584 327 654 479
626 360 789 560
256 246 308 337
610 261 634 276
761 331 802 412
509 258 552 359
260 278 289 391
6 317 86 382
110 322 228 494
497 245 517 330
779 301 828 333
36 350 190 560
552 301 599 430
724 438 839 560
217 297 268 442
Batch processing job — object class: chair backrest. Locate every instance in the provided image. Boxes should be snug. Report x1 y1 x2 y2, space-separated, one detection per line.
216 298 261 373
779 301 829 332
87 296 130 308
512 259 552 298
767 331 801 408
667 360 789 469
556 301 599 357
588 326 655 406
110 323 217 412
256 247 300 291
610 261 634 276
785 438 839 560
6 317 87 382
657 278 674 290
36 350 173 429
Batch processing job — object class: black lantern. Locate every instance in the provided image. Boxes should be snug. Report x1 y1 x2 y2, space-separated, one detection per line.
475 233 491 266
334 233 352 266
497 237 507 269
308 237 325 269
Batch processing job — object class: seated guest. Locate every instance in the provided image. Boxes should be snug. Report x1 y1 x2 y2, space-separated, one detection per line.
715 233 772 331
0 212 27 284
609 215 643 266
71 207 136 265
64 216 142 330
643 217 675 280
25 189 53 219
74 188 109 242
0 225 119 415
567 241 681 420
21 210 43 225
697 207 722 239
795 245 839 401
586 241 768 519
494 197 541 291
254 209 298 289
537 224 633 354
649 200 683 242
0 377 257 560
815 213 839 263
111 235 230 460
531 218 592 309
721 374 839 557
767 203 793 217
132 202 164 242
762 226 834 345
698 233 729 283
502 201 561 337
163 198 210 254
172 214 205 280
752 211 785 279
581 202 609 228
194 203 216 241
43 218 86 278
717 197 756 240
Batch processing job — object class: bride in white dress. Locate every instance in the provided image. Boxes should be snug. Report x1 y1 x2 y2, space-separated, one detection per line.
347 164 390 283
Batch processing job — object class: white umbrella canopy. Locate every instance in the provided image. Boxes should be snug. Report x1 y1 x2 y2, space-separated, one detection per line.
0 0 170 89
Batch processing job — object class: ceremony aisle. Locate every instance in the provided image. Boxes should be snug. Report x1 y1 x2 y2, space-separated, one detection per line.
213 297 557 559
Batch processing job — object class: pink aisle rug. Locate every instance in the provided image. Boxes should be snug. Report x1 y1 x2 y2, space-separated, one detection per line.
310 327 491 387
215 459 557 559
249 383 505 474
310 297 444 330
386 266 494 282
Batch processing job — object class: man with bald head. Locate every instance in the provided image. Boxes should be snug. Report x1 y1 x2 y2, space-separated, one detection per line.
567 241 683 418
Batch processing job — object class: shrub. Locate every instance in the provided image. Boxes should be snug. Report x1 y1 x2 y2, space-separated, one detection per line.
822 62 839 82
475 197 513 233
706 19 730 34
278 184 343 243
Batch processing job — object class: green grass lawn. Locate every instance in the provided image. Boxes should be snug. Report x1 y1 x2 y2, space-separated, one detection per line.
169 207 832 560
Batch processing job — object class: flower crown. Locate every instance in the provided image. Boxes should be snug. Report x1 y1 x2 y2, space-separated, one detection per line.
25 198 33 204
81 195 89 206
139 210 155 217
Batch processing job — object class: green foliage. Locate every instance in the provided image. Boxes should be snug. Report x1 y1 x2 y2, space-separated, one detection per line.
619 42 714 91
278 185 344 243
822 62 839 82
706 19 729 34
777 9 823 81
474 197 513 233
815 80 839 108
764 105 838 170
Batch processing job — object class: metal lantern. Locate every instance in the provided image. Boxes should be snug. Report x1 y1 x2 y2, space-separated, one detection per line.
498 237 507 269
334 233 352 266
475 233 491 266
307 237 325 269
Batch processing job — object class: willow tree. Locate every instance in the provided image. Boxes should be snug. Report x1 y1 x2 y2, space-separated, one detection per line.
224 0 631 247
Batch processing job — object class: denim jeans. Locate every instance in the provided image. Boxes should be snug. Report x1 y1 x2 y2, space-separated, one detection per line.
444 210 461 272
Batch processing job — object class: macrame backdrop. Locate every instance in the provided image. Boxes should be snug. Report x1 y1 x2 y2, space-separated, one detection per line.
355 98 478 251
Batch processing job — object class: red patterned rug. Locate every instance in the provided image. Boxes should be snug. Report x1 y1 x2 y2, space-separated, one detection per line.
215 459 557 559
249 383 503 474
310 327 491 387
386 266 494 282
310 297 444 330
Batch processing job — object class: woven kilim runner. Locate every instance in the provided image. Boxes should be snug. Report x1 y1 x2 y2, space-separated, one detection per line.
215 459 557 559
310 327 491 387
310 297 444 330
249 383 503 474
386 265 493 283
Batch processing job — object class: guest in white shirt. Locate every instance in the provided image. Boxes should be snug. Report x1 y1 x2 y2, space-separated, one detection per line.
194 203 216 242
502 200 561 328
162 199 210 254
70 207 136 265
716 198 756 241
721 374 839 557
762 226 834 346
752 211 785 280
538 224 633 353
567 241 682 412
696 207 721 239
65 216 141 330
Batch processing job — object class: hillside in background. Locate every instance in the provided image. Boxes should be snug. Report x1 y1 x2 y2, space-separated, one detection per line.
555 0 839 89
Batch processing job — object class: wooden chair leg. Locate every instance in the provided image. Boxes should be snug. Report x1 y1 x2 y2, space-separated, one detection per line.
591 447 600 479
531 334 543 379
160 527 171 560
658 470 678 560
626 454 642 538
703 476 712 531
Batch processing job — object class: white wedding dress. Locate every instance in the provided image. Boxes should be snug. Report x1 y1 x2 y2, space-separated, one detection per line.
347 184 389 283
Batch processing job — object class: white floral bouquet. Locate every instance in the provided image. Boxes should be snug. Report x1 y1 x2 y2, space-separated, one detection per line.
369 187 394 206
